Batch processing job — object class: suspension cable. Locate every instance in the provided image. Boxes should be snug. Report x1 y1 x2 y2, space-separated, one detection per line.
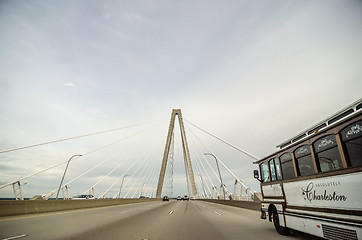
131 155 158 198
191 151 212 197
1 121 163 193
97 123 163 199
0 118 165 154
145 158 161 198
143 147 163 198
184 119 260 161
144 147 163 198
130 152 157 198
126 153 155 198
81 147 134 195
98 155 141 199
0 124 157 191
43 150 125 199
82 122 162 156
122 128 164 198
186 128 216 197
185 124 235 196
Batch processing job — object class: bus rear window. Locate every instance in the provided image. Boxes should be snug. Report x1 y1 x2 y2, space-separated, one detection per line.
269 158 281 181
269 159 276 181
280 153 295 179
260 162 270 182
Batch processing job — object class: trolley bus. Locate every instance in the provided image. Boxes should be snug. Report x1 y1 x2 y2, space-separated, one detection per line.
253 99 362 240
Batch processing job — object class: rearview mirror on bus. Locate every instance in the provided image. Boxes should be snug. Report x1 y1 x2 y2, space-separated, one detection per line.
254 170 261 182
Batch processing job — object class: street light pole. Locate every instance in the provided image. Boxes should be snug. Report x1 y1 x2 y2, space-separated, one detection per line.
56 154 82 200
140 182 145 197
118 175 129 199
204 153 226 200
197 174 207 199
212 186 218 199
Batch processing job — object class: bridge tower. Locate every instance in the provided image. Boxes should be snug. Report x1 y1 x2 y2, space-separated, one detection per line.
156 109 198 198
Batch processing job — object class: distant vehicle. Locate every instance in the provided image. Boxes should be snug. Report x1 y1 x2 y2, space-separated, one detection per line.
163 196 169 201
190 197 194 200
72 194 95 200
177 196 182 201
139 196 146 198
183 195 189 201
254 99 362 239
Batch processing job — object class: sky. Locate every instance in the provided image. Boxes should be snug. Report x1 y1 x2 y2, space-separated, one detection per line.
0 0 361 199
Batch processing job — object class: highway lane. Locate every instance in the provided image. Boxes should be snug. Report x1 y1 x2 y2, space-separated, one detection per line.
0 200 323 240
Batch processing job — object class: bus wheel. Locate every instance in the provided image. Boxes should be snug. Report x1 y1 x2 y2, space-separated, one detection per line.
272 209 290 236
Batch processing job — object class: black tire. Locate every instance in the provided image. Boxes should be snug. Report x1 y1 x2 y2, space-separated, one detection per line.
272 209 290 236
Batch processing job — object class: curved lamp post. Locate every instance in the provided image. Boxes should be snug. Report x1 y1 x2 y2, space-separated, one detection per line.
56 154 82 200
118 175 129 199
196 174 207 198
204 153 226 200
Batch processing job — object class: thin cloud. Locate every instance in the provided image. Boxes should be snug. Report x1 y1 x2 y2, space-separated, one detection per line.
64 83 74 87
86 108 109 119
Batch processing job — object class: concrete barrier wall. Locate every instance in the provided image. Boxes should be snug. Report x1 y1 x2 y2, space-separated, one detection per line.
0 198 159 217
199 199 261 211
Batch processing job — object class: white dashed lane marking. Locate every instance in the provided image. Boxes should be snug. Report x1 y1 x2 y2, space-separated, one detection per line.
121 210 133 214
214 211 222 216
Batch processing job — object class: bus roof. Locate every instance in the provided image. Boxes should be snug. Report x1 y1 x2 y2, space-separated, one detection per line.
276 98 362 150
254 98 362 164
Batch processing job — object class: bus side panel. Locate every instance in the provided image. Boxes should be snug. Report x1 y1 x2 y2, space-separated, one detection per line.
275 204 286 227
285 214 324 238
285 214 361 240
261 183 283 197
283 172 362 210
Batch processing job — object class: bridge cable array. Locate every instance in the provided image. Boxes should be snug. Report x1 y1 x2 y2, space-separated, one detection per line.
1 114 260 200
184 120 258 199
184 119 260 161
0 119 166 199
186 124 233 199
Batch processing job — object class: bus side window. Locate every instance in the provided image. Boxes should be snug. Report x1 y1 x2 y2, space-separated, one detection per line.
280 153 295 179
340 120 362 167
269 159 276 181
294 145 315 176
260 162 270 182
313 135 343 172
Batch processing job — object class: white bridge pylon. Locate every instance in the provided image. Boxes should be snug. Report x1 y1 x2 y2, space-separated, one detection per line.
156 109 258 200
156 109 198 198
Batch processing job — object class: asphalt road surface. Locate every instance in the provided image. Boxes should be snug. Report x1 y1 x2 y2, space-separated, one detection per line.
0 200 324 240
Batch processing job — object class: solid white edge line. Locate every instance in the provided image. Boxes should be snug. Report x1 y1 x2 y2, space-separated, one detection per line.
1 234 28 240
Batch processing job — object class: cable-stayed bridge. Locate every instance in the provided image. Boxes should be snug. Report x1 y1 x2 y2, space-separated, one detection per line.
1 109 259 202
0 109 325 240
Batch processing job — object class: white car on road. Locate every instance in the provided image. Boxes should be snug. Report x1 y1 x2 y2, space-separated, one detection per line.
72 194 95 200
